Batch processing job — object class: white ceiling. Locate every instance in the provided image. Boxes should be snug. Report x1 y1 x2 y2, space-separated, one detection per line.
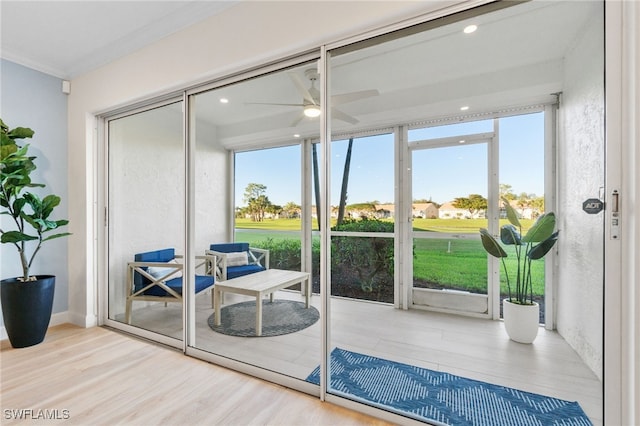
1 1 239 78
190 1 601 148
1 1 602 150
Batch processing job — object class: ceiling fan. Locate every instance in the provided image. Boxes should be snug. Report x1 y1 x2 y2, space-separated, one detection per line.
246 69 379 126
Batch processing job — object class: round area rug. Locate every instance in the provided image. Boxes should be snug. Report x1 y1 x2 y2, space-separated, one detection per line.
208 299 319 337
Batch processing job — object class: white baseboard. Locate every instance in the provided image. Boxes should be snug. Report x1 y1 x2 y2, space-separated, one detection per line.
0 310 70 342
68 311 98 328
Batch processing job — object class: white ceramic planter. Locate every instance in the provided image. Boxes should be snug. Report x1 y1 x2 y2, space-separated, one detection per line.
503 299 540 344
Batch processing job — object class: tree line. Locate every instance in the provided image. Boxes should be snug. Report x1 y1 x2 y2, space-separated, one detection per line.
239 144 543 222
238 183 300 222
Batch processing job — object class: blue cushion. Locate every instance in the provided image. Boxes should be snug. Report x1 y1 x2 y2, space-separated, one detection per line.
135 248 176 263
132 248 214 297
210 242 249 253
137 275 215 297
227 264 265 280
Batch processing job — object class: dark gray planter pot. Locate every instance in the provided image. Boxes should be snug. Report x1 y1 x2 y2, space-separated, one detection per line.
1 275 55 348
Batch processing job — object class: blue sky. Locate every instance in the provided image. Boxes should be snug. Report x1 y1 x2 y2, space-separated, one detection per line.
235 112 544 207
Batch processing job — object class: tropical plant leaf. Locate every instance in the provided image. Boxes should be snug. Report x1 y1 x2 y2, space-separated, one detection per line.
21 213 40 230
1 231 38 243
35 218 58 230
479 228 507 258
523 212 556 242
8 127 35 139
502 197 521 228
528 231 560 260
11 198 27 217
42 232 72 242
0 143 18 159
500 224 522 245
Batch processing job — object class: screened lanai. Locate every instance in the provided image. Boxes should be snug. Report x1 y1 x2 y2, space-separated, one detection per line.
105 1 604 424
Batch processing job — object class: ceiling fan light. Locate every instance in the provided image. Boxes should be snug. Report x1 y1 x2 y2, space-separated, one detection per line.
304 105 321 118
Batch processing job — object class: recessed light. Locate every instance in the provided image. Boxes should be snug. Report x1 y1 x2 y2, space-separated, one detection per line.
293 134 300 138
460 106 470 111
219 98 229 104
459 140 466 144
463 25 477 34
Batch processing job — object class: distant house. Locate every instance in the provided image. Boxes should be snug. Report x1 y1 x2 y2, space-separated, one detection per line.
504 200 540 220
439 201 485 219
411 203 439 219
375 203 395 219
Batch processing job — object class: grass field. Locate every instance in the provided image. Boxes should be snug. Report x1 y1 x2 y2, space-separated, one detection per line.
235 218 545 296
236 217 537 233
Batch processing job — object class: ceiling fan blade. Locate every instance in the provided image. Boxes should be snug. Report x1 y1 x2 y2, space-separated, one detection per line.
289 73 316 105
332 89 379 106
290 112 306 127
331 107 359 125
245 102 305 107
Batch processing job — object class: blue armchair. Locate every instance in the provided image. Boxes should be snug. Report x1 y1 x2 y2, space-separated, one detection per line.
125 248 215 324
206 242 269 281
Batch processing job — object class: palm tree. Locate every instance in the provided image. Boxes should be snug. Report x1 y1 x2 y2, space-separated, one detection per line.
337 138 354 225
312 143 321 230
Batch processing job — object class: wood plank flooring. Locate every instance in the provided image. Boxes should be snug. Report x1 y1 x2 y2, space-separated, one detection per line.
121 290 603 425
1 324 390 426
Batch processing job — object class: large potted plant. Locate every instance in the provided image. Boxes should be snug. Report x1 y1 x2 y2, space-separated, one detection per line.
479 198 559 344
0 118 70 348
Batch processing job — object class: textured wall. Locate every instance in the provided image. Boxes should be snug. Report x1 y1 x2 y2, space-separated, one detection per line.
556 11 605 380
107 105 228 317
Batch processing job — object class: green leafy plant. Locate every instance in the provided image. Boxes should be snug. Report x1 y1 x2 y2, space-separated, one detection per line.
0 118 71 282
331 218 394 297
479 198 558 305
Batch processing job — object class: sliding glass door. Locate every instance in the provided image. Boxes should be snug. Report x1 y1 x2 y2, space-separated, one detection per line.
186 61 322 382
324 1 604 423
101 1 604 423
106 101 185 345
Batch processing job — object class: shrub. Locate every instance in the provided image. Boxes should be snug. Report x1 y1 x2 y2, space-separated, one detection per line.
252 237 320 276
331 218 394 302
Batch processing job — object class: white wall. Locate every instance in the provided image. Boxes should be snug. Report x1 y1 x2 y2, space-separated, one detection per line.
556 11 605 379
195 118 229 253
0 59 69 329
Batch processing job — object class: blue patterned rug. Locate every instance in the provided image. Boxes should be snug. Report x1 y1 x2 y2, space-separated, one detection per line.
306 348 592 426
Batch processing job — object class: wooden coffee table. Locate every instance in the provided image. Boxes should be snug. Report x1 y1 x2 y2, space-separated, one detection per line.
213 269 311 336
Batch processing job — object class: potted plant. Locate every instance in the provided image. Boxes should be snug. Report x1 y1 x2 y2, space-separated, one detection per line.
479 198 559 343
1 118 71 348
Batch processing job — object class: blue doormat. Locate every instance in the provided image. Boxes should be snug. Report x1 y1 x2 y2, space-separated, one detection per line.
306 348 592 426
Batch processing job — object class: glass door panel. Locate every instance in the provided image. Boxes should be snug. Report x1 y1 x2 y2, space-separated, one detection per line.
107 101 185 341
411 138 490 315
189 61 320 382
325 1 603 423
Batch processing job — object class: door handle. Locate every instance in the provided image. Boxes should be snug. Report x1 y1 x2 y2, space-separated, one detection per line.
611 190 620 239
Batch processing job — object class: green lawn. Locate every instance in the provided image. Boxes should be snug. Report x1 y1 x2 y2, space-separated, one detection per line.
235 218 545 296
237 217 537 234
235 218 307 231
413 238 544 296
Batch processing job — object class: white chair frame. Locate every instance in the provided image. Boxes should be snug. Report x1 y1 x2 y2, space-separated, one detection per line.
125 254 215 324
205 247 269 281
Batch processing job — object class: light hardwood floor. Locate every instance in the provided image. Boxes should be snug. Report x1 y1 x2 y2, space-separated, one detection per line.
121 290 603 425
0 324 391 426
